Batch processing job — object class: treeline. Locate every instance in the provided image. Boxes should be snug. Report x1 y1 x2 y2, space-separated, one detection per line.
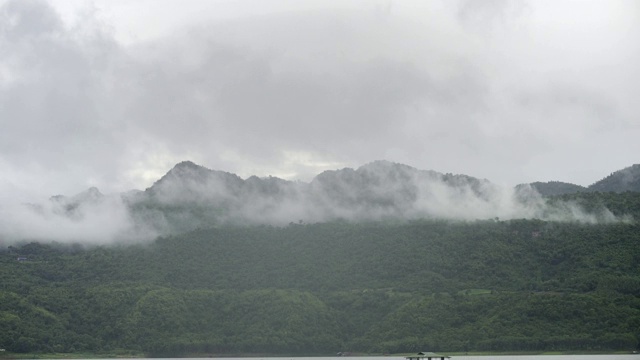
1 219 640 355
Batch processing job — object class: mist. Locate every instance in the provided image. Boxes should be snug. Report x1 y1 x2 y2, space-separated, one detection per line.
0 188 156 246
0 160 630 245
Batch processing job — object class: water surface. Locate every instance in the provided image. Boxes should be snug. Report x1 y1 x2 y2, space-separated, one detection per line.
105 356 638 360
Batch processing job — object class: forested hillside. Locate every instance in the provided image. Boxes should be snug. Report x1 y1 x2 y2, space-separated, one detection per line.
525 181 587 196
589 164 640 193
523 164 640 196
2 219 640 356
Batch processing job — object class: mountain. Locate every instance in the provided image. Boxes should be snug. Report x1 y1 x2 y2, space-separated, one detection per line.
146 160 246 202
130 160 309 231
17 160 640 242
123 160 640 234
589 164 640 193
5 162 640 355
126 159 515 233
311 160 496 215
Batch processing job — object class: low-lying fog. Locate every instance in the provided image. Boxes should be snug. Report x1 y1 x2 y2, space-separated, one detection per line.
0 161 627 245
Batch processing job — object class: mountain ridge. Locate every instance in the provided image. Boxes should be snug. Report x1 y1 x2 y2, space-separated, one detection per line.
13 159 638 242
143 160 640 194
522 163 640 196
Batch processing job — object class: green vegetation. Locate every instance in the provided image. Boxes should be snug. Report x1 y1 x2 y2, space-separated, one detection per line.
589 164 640 193
549 191 640 219
525 164 640 196
527 181 587 196
1 217 640 356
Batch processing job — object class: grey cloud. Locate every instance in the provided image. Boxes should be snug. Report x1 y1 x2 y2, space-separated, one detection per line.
0 0 127 197
0 0 62 40
0 0 639 206
456 0 528 28
117 17 447 173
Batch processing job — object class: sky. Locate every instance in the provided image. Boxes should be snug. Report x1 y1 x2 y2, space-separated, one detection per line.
1 0 639 203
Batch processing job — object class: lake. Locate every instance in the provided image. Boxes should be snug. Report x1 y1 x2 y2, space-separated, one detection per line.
100 356 639 360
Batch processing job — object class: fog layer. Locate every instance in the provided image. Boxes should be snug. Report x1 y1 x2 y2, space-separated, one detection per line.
0 161 626 244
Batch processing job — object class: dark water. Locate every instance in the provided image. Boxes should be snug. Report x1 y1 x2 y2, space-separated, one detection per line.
102 356 639 360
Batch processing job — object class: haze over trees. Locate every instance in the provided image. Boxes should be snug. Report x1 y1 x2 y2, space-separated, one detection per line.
1 161 640 356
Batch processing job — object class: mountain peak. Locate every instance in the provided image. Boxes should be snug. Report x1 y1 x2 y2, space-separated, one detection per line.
82 186 102 197
358 160 413 171
173 160 199 168
170 160 207 172
146 160 245 202
158 160 213 181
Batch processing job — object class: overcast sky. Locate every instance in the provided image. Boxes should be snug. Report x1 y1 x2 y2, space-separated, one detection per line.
1 0 639 202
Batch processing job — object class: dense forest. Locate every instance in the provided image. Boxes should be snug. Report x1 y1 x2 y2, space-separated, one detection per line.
2 218 640 356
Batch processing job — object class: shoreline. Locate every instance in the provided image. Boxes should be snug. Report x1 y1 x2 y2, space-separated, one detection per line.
1 350 637 359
